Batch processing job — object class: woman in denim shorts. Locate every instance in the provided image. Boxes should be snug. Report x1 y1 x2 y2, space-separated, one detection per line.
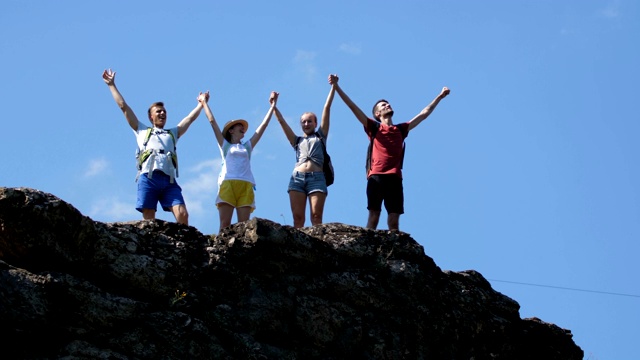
272 78 336 228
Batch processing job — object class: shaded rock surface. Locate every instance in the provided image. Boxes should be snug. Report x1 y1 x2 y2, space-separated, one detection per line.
0 187 583 359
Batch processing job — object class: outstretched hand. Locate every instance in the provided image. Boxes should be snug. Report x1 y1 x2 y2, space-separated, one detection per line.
198 91 210 104
441 87 450 98
102 69 116 85
328 74 339 85
269 91 279 106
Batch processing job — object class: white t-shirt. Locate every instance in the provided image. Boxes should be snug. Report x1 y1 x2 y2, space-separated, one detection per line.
218 139 255 185
134 124 179 177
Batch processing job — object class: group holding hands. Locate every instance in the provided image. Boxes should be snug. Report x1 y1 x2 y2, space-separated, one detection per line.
103 69 450 233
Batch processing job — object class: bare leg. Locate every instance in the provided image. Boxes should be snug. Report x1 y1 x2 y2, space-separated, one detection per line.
308 192 327 226
387 213 400 231
289 191 308 228
142 208 156 220
171 204 189 225
236 206 252 223
218 203 235 231
366 210 381 229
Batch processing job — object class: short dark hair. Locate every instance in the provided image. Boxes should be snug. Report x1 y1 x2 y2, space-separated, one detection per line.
372 99 388 120
148 102 165 118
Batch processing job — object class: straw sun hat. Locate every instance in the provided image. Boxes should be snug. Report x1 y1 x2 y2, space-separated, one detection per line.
222 119 249 138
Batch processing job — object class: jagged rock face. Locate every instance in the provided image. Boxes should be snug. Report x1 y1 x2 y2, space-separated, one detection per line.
0 187 583 359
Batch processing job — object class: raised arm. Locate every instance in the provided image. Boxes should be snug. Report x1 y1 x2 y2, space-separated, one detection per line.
272 93 298 146
319 82 336 138
328 74 368 127
102 69 140 131
249 91 278 148
176 94 205 138
198 91 224 147
407 87 450 131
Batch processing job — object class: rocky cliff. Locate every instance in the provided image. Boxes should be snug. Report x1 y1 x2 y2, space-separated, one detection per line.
0 187 583 359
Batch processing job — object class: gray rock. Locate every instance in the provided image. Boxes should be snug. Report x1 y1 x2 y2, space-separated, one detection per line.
0 187 583 359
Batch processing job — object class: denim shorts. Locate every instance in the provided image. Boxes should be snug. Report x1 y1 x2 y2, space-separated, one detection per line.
288 171 327 195
136 171 185 212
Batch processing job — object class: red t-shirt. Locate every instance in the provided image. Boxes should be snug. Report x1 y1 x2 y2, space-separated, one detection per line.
365 119 409 178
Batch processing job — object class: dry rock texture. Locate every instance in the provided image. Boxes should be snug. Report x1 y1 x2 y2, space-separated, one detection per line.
0 187 583 359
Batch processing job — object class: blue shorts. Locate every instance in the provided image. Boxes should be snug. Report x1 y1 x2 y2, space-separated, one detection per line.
136 171 185 213
367 174 404 214
288 171 327 195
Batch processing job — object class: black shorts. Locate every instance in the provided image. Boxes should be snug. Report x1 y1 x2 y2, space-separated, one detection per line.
366 174 404 214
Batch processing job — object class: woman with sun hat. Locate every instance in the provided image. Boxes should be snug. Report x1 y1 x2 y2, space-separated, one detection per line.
199 91 278 232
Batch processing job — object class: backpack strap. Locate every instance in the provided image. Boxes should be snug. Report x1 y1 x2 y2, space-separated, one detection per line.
366 121 381 176
293 136 302 163
315 131 327 149
136 128 179 182
142 128 153 147
140 128 177 154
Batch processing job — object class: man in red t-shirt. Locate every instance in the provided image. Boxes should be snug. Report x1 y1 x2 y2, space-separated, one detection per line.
329 74 450 231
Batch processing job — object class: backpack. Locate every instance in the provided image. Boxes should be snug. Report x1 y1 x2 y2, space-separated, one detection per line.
295 132 334 186
365 121 407 176
136 128 179 179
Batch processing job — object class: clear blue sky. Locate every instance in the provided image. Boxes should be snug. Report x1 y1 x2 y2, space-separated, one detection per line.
2 1 638 358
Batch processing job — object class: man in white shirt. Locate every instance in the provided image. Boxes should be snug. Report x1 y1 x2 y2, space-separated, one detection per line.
102 68 206 225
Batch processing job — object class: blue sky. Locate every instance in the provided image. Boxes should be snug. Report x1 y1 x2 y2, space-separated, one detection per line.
2 1 638 358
